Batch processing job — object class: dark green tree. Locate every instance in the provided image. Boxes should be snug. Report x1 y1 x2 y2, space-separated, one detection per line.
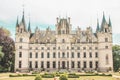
0 27 15 72
113 45 120 72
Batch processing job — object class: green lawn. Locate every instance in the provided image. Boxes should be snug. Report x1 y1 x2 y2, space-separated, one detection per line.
0 73 118 80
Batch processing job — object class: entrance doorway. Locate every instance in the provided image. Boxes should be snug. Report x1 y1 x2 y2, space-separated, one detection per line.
62 61 66 69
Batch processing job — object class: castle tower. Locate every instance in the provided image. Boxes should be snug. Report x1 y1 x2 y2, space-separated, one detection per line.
56 17 72 35
15 8 30 72
97 12 113 72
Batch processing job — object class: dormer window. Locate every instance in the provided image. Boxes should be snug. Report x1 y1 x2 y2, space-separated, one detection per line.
62 39 65 43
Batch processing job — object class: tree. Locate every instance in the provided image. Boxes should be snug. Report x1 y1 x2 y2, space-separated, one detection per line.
113 45 120 72
0 27 15 72
35 75 42 80
59 75 68 80
0 46 4 61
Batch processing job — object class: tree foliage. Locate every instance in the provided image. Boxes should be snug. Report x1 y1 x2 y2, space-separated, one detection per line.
59 75 68 80
0 46 4 61
0 27 15 72
35 75 42 80
113 45 120 72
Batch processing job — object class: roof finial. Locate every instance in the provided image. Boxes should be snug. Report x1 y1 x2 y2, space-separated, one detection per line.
22 4 25 24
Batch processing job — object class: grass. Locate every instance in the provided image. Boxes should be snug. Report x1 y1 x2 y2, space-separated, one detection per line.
0 73 119 80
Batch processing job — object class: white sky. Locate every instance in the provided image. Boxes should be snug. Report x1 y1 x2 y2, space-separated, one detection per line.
0 0 120 33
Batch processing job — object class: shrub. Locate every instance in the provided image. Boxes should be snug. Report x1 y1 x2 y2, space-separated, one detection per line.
42 73 54 78
59 75 68 80
35 75 42 80
68 74 79 78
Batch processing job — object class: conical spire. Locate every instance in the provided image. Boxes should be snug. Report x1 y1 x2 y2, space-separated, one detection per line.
16 16 19 27
108 16 112 27
28 17 31 33
102 12 106 23
101 12 107 31
96 18 100 32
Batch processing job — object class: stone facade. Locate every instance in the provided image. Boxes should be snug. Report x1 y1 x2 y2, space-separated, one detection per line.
15 11 113 72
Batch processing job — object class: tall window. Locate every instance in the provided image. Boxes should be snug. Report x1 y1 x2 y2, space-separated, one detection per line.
62 39 65 43
67 52 69 58
58 52 60 58
47 47 50 50
77 52 80 58
36 47 38 50
71 61 75 68
83 61 86 68
89 52 92 58
53 61 56 68
71 52 74 58
41 47 44 50
41 61 44 68
105 46 108 49
29 61 32 68
29 52 32 58
19 61 22 68
19 52 22 58
47 61 50 68
53 52 56 58
19 46 22 49
35 52 38 58
77 61 80 68
89 47 92 50
105 38 108 42
95 52 98 58
67 47 69 50
62 52 65 58
58 47 60 50
95 61 98 68
53 47 56 50
41 52 44 58
89 61 92 68
95 47 98 50
47 52 50 58
71 47 74 50
58 61 60 69
106 54 109 65
83 47 86 50
67 61 69 68
83 52 86 58
35 61 38 68
77 39 80 43
77 47 80 50
20 38 23 42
